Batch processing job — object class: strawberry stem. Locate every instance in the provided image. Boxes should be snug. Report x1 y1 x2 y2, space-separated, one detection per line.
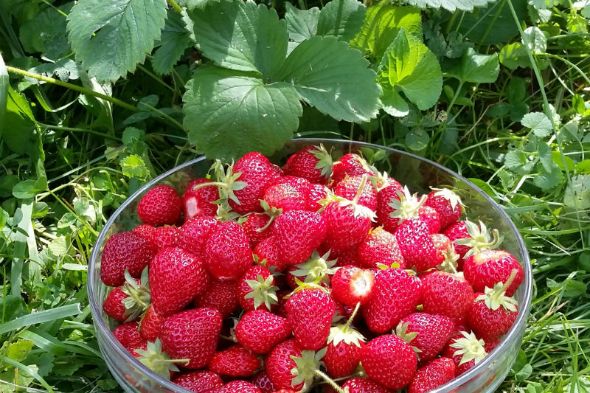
343 302 361 331
314 370 346 393
351 175 368 205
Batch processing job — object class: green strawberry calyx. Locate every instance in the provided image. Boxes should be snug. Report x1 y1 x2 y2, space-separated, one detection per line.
135 339 188 379
291 250 337 286
394 321 420 351
244 274 279 310
437 244 460 274
389 186 427 220
121 268 151 322
456 220 504 258
450 331 487 366
310 144 334 179
476 269 519 312
328 324 365 347
430 187 465 210
290 348 326 389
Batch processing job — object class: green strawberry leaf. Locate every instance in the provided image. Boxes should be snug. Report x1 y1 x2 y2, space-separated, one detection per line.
183 66 302 159
379 29 442 111
406 0 497 11
381 84 409 117
522 112 553 137
67 0 167 82
447 48 500 84
152 10 192 75
317 0 366 41
285 3 320 44
277 36 381 123
189 0 288 77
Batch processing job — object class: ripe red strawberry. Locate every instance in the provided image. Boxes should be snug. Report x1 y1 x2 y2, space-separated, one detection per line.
254 236 288 273
209 345 261 377
322 199 373 253
331 266 375 306
100 231 156 286
334 175 378 210
103 287 129 322
151 225 179 250
229 152 282 214
262 176 311 212
408 357 456 393
178 216 218 256
172 370 224 393
252 372 275 393
425 188 463 230
285 288 335 350
113 322 145 355
132 224 157 247
394 218 438 272
236 310 291 354
443 331 487 375
195 280 239 318
329 245 361 267
139 305 163 342
265 339 303 390
463 249 524 296
443 220 471 258
332 153 373 183
149 247 209 316
324 324 365 378
283 145 333 184
183 178 219 219
431 233 459 273
243 213 273 247
341 378 391 393
137 184 182 226
385 187 441 234
467 276 519 341
396 312 455 361
422 271 474 323
204 221 253 281
376 178 404 232
238 265 278 312
273 210 327 265
160 308 222 369
362 268 422 334
357 227 405 269
361 334 418 389
307 184 328 211
217 381 262 393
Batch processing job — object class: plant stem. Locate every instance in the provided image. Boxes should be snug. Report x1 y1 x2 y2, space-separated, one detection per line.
5 66 137 112
344 302 361 331
167 0 183 13
314 370 346 393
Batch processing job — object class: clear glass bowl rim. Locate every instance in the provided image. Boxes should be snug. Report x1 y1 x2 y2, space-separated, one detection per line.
88 137 533 392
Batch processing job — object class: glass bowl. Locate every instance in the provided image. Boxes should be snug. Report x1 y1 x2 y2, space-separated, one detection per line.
88 138 532 393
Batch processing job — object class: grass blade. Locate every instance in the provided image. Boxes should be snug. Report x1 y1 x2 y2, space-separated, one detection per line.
0 303 81 336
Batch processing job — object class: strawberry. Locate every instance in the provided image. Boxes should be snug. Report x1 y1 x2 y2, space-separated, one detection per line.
362 268 422 334
467 273 519 341
195 279 239 318
273 210 327 265
160 308 222 369
331 266 375 306
322 195 373 253
139 305 163 342
265 339 303 390
238 265 279 312
288 250 337 288
329 245 361 267
183 178 219 219
236 310 291 354
217 381 262 393
204 221 253 281
172 370 224 393
283 145 333 184
262 176 311 212
103 287 129 322
100 231 156 287
149 247 209 316
285 287 335 350
113 322 146 355
307 184 328 211
151 225 179 250
254 236 288 273
431 233 459 273
357 227 405 269
408 357 456 393
132 224 157 247
228 152 282 214
396 312 455 361
341 378 391 393
331 153 373 183
243 213 272 247
324 324 365 378
252 372 275 393
424 188 463 230
361 334 418 389
137 184 182 226
178 216 218 256
422 271 474 323
334 175 378 210
394 218 438 272
443 331 487 375
209 345 261 377
463 249 524 296
376 178 404 232
443 221 471 259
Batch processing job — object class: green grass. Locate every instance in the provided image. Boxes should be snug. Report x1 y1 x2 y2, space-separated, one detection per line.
1 0 590 391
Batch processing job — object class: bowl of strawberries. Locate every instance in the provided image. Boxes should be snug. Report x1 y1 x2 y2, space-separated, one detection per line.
88 138 532 393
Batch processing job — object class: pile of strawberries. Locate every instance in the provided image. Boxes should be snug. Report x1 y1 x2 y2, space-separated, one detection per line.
100 145 524 393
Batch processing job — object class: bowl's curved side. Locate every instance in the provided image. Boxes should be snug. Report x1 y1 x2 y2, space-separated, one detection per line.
88 138 532 393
